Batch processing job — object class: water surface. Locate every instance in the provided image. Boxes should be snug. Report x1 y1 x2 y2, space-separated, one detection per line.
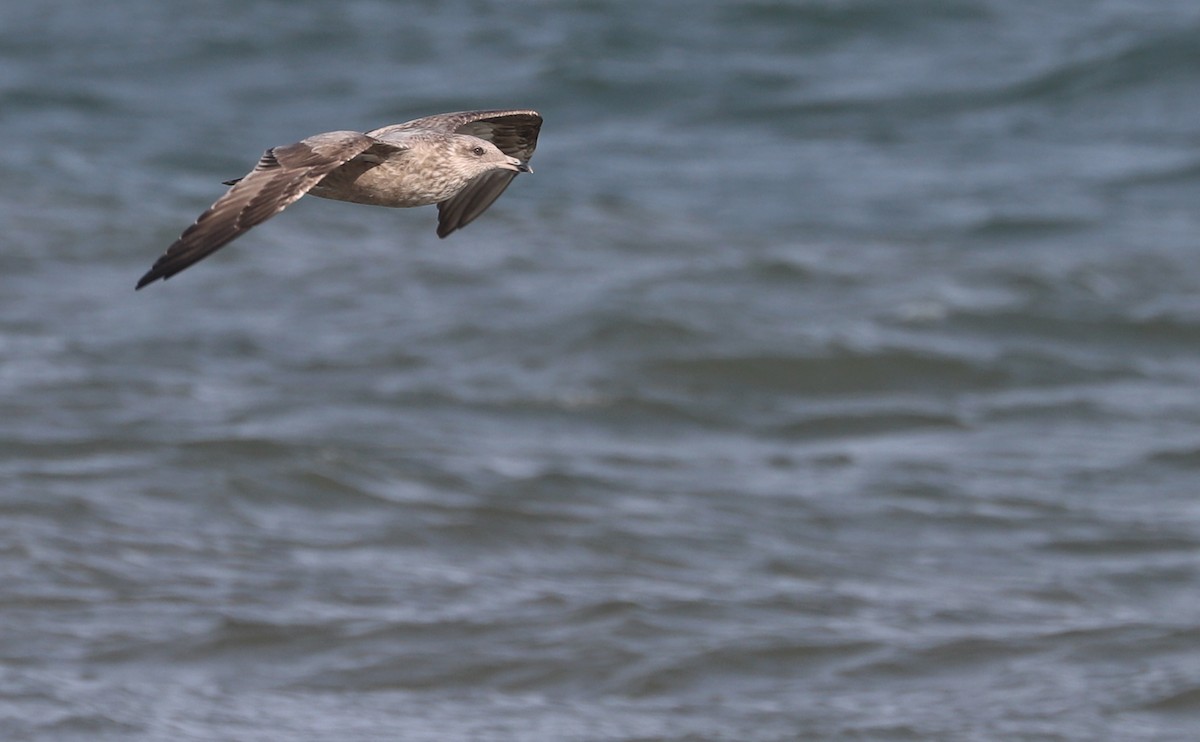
3 1 1200 739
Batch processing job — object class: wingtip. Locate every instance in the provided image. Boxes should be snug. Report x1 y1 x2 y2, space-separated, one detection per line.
135 271 160 290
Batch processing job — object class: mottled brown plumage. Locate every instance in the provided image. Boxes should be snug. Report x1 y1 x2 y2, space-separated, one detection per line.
136 109 541 289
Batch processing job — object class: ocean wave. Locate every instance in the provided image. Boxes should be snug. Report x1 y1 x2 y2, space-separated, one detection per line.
772 409 965 440
646 349 1007 395
752 21 1200 123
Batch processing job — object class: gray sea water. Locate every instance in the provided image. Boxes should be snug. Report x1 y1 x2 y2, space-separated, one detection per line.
4 1 1200 739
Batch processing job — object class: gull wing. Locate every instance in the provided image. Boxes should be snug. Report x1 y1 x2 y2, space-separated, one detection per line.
136 131 390 289
433 169 519 238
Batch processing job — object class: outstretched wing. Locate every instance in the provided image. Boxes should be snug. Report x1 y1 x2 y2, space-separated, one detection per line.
369 110 542 238
434 169 520 238
136 131 384 289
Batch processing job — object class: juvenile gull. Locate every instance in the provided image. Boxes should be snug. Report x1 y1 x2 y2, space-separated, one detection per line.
135 109 542 289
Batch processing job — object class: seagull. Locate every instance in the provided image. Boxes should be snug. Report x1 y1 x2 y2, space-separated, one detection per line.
135 109 542 289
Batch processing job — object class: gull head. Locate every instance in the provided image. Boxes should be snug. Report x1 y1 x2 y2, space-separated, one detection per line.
450 135 530 178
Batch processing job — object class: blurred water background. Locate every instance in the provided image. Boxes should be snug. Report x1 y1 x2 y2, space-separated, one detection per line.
3 1 1200 739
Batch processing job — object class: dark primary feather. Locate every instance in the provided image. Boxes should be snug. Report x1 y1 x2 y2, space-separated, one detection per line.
436 170 518 238
135 131 378 289
367 110 542 163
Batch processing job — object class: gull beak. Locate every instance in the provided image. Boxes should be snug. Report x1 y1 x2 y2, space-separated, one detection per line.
503 158 532 174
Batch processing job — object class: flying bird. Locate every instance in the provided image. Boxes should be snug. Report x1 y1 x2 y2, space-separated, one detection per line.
135 109 542 289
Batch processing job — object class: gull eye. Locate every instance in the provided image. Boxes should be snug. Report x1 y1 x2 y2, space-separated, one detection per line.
472 146 485 156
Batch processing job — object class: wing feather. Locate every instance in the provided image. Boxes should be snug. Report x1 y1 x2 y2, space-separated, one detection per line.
367 109 542 161
436 170 518 238
136 131 378 289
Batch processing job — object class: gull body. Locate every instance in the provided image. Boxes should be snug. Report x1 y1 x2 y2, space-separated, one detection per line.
136 109 542 289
